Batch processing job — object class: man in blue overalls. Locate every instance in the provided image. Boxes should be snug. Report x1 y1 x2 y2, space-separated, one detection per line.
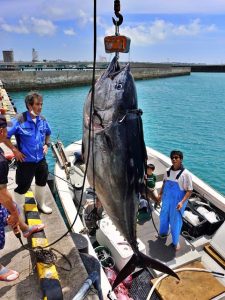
158 150 193 250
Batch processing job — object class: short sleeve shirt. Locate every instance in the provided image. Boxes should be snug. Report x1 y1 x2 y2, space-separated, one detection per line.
146 174 156 189
163 168 193 191
7 111 51 163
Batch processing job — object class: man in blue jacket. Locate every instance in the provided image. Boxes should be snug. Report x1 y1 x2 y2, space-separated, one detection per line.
5 92 52 214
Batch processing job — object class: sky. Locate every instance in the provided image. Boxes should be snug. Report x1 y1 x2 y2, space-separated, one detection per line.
1 0 225 63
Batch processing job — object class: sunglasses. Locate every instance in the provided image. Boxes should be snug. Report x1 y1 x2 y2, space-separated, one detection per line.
171 156 180 160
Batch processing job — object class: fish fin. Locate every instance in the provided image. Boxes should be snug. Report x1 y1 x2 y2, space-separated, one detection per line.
112 252 179 289
112 254 137 290
138 251 179 280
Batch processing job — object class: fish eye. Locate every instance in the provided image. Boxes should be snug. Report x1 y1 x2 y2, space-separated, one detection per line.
115 82 123 90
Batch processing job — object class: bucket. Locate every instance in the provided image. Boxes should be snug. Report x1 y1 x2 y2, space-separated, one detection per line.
72 233 89 254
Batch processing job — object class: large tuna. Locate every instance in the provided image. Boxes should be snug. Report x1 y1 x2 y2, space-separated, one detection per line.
82 56 178 289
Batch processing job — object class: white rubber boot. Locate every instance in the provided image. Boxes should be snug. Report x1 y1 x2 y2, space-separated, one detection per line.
35 185 52 214
14 192 25 205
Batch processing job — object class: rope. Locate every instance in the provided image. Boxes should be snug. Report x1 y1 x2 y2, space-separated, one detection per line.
15 234 72 271
91 0 97 208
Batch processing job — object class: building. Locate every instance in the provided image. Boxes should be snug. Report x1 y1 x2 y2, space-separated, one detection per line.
32 48 39 62
2 50 14 62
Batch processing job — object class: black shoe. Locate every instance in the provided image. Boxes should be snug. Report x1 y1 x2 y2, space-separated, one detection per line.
154 203 160 209
156 233 169 239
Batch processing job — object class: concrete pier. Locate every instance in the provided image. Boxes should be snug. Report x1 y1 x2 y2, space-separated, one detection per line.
0 176 89 300
0 65 191 91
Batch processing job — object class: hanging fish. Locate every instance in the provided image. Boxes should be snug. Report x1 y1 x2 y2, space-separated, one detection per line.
82 55 179 289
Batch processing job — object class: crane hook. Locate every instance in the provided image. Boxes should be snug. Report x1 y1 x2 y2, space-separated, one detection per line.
112 0 123 27
112 12 123 27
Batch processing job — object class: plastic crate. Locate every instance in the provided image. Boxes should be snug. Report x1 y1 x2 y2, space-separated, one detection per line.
96 216 146 271
182 206 208 238
190 203 224 236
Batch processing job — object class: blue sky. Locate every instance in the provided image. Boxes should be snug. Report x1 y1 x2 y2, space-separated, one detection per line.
1 0 225 63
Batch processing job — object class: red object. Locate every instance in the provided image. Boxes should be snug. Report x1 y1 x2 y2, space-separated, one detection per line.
122 274 133 289
104 35 131 53
105 268 117 285
114 283 134 300
105 267 133 299
0 108 6 114
4 153 15 160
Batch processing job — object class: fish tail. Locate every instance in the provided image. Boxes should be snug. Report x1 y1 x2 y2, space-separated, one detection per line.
112 254 137 290
112 251 179 290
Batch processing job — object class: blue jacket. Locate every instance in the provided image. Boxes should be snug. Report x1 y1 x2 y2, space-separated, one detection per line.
7 111 51 163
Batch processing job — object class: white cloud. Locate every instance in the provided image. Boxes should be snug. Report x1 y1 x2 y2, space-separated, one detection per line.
206 24 217 32
0 21 29 34
77 9 92 26
111 0 225 14
30 18 56 36
103 19 217 46
172 19 217 36
2 0 225 24
0 17 57 36
64 28 76 36
173 19 217 36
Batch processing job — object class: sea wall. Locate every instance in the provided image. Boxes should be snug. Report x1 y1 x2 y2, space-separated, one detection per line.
0 66 190 91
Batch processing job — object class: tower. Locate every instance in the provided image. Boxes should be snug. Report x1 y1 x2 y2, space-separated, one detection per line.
2 50 14 62
32 48 38 62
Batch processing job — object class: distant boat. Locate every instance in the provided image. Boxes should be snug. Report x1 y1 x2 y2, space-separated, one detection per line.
53 140 225 300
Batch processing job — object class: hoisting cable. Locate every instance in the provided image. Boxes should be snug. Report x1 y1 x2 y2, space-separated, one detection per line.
13 0 98 270
91 0 98 208
48 170 76 187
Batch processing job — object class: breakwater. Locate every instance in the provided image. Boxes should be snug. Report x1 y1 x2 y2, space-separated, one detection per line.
0 66 190 91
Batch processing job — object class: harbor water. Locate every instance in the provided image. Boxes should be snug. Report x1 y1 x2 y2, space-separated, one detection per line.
10 72 225 196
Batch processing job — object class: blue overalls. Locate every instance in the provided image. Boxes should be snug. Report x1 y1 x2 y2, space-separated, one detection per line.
159 170 187 246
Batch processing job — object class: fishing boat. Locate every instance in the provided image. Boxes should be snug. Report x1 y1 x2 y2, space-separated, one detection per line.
53 140 225 300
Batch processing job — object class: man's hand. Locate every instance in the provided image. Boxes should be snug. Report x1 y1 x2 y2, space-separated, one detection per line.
158 194 162 203
7 211 19 228
43 144 48 155
12 148 25 162
176 201 183 210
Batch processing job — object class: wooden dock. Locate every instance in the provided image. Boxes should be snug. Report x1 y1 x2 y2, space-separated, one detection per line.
0 83 94 299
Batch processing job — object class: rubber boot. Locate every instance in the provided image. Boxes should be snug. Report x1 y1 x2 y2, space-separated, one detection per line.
35 185 52 214
14 192 25 205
